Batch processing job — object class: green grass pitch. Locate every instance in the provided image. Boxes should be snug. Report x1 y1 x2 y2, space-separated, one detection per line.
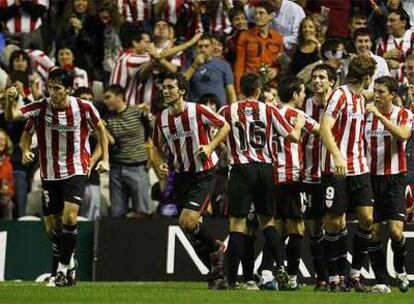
0 282 412 304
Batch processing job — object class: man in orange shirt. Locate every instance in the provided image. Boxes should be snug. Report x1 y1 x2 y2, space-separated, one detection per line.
234 1 283 94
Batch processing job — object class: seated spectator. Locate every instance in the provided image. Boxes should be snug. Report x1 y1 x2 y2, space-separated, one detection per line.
0 129 14 219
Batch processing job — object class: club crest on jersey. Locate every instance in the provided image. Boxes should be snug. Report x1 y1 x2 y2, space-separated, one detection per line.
325 199 333 208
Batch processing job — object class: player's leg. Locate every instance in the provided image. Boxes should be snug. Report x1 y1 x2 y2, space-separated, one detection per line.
349 174 374 292
55 176 87 287
304 183 328 291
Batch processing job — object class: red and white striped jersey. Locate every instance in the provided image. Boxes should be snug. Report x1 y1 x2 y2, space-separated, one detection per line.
110 50 151 106
159 0 203 39
20 96 100 180
218 100 293 165
115 0 154 23
207 1 232 34
364 105 413 175
376 30 414 63
26 49 89 89
274 107 316 184
321 85 369 175
0 0 48 33
153 102 225 173
302 97 324 183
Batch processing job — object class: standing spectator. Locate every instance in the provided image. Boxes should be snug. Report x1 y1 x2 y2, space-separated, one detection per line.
96 0 123 86
225 6 248 68
0 0 48 49
56 0 98 80
114 0 155 30
0 129 14 219
345 12 368 54
376 8 414 83
399 53 414 107
343 28 390 91
234 2 283 94
110 23 201 107
184 34 236 107
269 0 305 52
103 85 152 218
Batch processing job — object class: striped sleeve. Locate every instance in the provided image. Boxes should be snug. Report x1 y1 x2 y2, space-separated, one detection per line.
20 99 46 119
82 100 101 128
324 88 346 120
26 49 55 81
271 106 293 138
198 104 225 127
304 111 317 133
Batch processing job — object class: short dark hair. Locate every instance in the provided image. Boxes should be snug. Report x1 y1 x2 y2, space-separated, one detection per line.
119 23 151 49
73 86 94 98
240 73 261 97
311 64 337 84
48 68 74 89
389 8 411 30
278 76 304 103
346 54 376 83
104 84 125 98
199 93 220 109
353 27 373 42
198 33 214 43
228 6 246 23
162 73 189 97
374 76 398 93
255 1 275 14
321 37 346 60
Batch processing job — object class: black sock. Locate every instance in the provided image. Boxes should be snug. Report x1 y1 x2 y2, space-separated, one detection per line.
191 224 219 253
391 237 407 273
310 234 327 282
227 232 245 285
368 241 387 284
50 228 61 276
186 232 212 270
262 226 284 268
351 227 372 271
60 224 78 265
242 235 256 282
286 234 302 276
259 242 274 274
324 231 340 278
337 228 349 277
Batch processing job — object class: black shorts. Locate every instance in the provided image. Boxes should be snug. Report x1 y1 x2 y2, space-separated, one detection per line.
275 182 306 220
227 163 276 218
321 173 374 215
42 175 87 216
372 174 406 223
303 182 325 220
173 170 215 213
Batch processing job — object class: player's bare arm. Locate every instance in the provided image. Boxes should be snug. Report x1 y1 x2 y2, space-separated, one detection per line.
94 120 110 174
320 115 347 177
